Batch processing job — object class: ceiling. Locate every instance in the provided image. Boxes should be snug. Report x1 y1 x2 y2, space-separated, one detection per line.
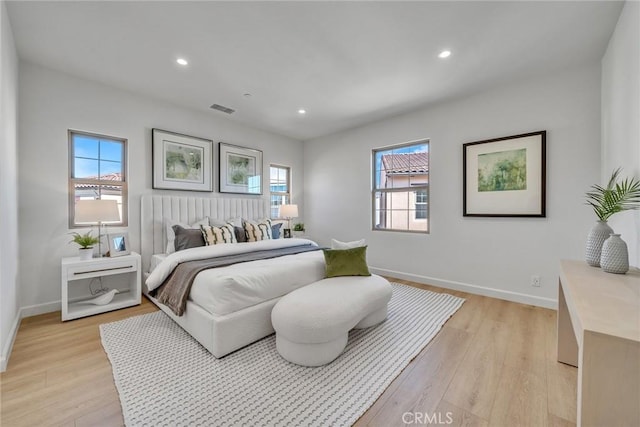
6 1 623 141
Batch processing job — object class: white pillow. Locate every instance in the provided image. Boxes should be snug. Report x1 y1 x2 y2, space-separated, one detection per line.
331 238 366 249
165 218 209 254
200 224 237 245
208 218 227 227
243 219 273 242
225 217 244 228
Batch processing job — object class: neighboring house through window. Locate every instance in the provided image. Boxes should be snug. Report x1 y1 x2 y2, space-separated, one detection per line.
372 140 429 232
415 189 427 219
69 130 128 227
270 165 290 218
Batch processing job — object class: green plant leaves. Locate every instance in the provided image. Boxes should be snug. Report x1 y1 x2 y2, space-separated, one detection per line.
69 231 100 249
585 168 640 221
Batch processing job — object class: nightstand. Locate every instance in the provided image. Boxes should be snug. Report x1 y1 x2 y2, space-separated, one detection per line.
61 252 141 321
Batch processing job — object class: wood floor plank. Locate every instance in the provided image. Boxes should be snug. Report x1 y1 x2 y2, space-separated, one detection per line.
442 317 510 420
435 400 489 427
546 360 577 423
74 400 124 427
445 294 490 334
548 413 576 427
366 325 473 427
502 305 548 378
488 366 548 427
0 371 46 394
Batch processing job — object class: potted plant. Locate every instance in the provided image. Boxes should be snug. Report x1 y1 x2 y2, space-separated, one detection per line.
585 168 640 269
69 231 99 260
293 222 305 237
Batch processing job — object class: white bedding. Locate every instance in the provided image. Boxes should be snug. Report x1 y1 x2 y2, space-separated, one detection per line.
146 238 326 316
150 253 167 273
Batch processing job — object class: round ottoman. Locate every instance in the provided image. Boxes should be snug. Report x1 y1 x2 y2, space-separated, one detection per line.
271 274 392 366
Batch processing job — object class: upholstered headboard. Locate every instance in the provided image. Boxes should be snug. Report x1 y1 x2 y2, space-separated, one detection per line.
140 195 270 273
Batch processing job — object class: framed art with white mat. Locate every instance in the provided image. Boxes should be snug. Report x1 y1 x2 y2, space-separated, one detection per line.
463 130 546 217
219 142 263 195
152 128 213 192
108 232 130 257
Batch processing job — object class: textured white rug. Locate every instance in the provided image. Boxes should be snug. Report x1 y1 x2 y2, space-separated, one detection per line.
100 283 464 426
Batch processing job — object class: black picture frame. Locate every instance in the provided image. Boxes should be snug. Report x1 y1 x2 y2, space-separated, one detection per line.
463 131 546 217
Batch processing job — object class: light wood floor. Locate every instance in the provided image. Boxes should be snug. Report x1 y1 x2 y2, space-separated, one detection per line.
1 279 577 426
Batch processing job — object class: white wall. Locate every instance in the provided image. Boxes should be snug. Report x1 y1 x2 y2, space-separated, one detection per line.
0 0 20 371
18 62 304 312
602 0 640 268
305 64 602 307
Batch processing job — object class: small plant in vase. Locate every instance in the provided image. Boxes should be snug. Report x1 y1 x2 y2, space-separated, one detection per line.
69 231 99 260
585 168 640 271
293 222 305 237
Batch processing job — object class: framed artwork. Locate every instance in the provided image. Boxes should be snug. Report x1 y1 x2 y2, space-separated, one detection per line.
152 128 213 192
219 143 263 194
283 229 292 239
107 232 130 257
463 131 546 217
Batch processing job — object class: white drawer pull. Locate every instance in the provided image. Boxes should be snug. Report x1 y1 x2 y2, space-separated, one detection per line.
73 265 134 275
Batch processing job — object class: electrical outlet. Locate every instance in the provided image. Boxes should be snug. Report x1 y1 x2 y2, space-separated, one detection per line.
531 275 541 287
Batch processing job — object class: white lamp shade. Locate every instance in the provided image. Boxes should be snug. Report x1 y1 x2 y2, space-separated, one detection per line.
75 199 120 223
280 204 298 219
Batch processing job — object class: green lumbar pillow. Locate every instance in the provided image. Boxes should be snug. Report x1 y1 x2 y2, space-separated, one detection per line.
323 246 371 278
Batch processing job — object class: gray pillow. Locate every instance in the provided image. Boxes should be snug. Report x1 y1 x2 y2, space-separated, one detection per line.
234 226 248 243
173 225 205 251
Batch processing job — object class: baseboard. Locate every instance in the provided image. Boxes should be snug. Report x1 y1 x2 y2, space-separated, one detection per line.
370 266 557 310
20 300 61 318
1 310 22 372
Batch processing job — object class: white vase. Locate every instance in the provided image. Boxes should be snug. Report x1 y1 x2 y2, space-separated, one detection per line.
600 234 629 274
585 220 614 267
78 248 94 261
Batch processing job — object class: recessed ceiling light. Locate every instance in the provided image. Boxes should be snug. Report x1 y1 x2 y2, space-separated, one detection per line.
438 50 451 59
298 109 306 115
176 58 188 66
243 93 252 98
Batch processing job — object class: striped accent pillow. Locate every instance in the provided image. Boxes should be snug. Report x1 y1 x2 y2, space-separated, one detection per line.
243 219 273 242
200 224 237 245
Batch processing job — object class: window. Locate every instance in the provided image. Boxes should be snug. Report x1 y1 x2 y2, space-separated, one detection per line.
270 165 291 218
415 190 427 219
372 140 429 233
69 130 128 227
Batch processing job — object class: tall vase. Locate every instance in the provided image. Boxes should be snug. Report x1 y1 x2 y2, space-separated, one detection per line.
585 220 614 267
600 234 629 274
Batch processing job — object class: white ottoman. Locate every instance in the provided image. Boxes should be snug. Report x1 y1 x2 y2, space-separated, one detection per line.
271 274 393 367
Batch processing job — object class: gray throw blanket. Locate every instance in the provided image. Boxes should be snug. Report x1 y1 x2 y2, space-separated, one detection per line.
150 244 323 316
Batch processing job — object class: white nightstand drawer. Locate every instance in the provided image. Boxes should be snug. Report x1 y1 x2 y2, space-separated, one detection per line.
66 262 136 280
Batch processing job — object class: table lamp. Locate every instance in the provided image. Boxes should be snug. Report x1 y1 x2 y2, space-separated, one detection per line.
280 204 298 238
75 199 121 257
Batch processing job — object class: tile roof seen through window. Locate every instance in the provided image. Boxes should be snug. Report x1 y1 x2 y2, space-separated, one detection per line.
381 152 428 174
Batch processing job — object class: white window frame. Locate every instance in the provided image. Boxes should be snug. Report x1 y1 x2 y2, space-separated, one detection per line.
415 189 428 219
269 164 291 219
68 130 128 228
372 139 429 233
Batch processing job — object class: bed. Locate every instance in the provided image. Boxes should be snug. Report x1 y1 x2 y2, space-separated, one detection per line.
140 195 325 357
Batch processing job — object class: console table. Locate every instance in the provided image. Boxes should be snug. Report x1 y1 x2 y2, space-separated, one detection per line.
558 260 639 426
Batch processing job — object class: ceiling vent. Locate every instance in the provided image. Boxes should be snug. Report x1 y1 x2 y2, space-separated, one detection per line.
210 104 235 114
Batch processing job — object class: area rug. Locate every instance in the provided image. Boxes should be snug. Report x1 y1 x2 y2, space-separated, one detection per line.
100 283 464 426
